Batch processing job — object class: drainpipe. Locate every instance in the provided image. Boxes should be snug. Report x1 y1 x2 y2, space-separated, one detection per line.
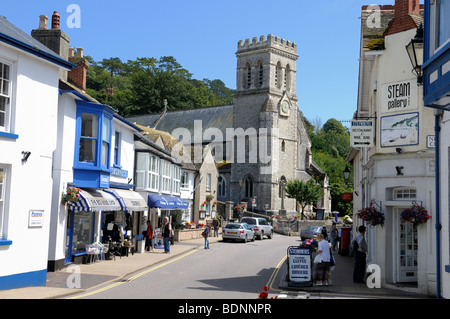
434 109 442 299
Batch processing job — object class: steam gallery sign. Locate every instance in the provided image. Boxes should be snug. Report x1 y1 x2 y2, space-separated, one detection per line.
381 80 418 113
350 120 374 147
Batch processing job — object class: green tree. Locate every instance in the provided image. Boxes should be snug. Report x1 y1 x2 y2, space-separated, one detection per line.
285 179 323 220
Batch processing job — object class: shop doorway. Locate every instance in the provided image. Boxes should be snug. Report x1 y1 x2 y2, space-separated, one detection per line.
395 207 418 282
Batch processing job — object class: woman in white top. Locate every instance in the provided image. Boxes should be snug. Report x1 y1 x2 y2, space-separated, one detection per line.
314 233 331 286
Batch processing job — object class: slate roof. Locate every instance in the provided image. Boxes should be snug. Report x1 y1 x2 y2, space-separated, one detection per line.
0 16 73 69
127 105 234 143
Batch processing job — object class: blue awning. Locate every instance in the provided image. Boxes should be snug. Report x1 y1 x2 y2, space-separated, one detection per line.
147 194 189 209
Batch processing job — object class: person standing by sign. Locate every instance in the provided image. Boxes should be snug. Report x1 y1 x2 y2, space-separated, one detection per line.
352 226 368 283
162 216 172 254
212 217 219 237
314 233 331 286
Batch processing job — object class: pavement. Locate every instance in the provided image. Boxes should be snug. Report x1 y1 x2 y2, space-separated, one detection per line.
0 234 432 299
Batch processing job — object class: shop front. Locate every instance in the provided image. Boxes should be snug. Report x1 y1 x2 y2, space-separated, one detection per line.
65 188 147 263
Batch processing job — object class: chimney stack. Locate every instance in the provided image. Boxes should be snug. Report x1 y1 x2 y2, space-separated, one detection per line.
385 0 422 36
68 48 89 91
31 11 70 81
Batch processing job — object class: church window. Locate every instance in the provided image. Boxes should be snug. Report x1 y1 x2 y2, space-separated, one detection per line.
275 62 282 89
218 175 226 198
281 140 286 152
257 61 263 87
243 175 253 198
285 64 291 91
246 63 251 89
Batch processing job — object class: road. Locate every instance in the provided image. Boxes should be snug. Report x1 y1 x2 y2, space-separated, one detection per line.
67 233 300 299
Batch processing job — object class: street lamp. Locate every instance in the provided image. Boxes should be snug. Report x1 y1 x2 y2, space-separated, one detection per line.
405 23 424 84
343 166 351 183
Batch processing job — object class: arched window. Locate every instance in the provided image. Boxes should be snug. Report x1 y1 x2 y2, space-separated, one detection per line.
275 62 282 89
281 140 286 152
217 175 226 198
257 61 263 87
243 175 253 198
245 62 251 89
285 64 291 91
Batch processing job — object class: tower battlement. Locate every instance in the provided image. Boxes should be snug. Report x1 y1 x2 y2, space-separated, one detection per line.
237 34 297 54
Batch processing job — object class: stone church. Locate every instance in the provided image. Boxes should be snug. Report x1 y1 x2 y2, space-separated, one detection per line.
128 34 330 216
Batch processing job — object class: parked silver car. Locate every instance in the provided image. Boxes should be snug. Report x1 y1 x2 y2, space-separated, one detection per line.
240 217 273 240
300 226 325 241
222 223 255 243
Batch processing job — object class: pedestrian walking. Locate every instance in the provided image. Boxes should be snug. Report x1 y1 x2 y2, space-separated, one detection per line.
313 233 331 286
321 226 328 241
145 220 155 252
212 217 219 237
352 225 368 283
203 225 210 249
330 222 338 252
162 216 172 254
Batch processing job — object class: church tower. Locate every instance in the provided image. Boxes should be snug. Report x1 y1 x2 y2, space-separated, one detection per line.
231 34 305 214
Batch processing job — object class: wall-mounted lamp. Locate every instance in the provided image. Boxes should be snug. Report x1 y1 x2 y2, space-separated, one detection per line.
405 23 423 85
395 166 404 176
343 166 351 183
22 151 31 163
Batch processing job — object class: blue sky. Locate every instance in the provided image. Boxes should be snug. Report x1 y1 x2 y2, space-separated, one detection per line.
2 0 404 126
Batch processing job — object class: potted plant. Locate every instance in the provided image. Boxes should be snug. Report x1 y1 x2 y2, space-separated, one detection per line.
401 205 431 225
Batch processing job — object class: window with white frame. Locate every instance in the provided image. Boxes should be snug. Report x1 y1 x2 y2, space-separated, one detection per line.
0 166 6 239
393 187 416 199
135 153 160 191
113 131 121 167
161 160 171 193
173 165 181 194
181 171 188 189
0 61 12 132
148 155 160 191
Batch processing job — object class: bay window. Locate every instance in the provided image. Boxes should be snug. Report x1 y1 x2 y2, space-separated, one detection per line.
161 160 171 193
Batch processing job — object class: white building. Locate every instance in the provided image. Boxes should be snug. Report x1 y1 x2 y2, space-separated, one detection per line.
349 1 439 296
0 16 73 289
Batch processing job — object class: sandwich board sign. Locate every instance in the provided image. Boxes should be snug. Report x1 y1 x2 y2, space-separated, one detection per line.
288 246 312 286
350 120 374 147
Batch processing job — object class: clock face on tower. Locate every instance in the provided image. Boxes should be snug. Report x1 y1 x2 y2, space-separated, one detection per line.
280 100 290 116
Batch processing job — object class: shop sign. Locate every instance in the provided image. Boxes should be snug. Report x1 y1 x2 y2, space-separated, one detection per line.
350 120 374 147
111 167 128 178
381 79 418 114
28 210 44 227
341 193 353 202
288 247 311 283
427 135 435 148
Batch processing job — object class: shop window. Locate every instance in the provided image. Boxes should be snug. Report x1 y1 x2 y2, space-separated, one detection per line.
0 61 11 134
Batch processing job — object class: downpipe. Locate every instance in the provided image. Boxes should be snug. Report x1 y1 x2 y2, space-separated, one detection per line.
434 110 443 299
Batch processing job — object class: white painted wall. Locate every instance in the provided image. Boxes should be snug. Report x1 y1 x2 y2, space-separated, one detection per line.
0 43 60 282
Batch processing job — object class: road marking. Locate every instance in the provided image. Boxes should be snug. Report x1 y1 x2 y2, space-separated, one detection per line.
66 248 201 299
266 255 287 292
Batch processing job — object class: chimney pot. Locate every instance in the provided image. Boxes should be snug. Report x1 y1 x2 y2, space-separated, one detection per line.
51 11 60 29
76 48 84 58
38 15 48 29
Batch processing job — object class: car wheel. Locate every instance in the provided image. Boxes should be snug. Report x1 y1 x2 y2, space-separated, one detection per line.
243 235 248 243
251 234 255 242
260 231 264 240
268 231 273 239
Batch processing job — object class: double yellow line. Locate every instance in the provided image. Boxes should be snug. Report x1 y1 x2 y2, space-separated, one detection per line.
266 255 287 292
67 248 200 299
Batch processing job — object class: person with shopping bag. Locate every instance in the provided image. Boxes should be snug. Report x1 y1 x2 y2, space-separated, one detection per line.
313 233 331 286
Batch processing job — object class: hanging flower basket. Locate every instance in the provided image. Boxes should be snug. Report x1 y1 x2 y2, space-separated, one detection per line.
61 187 81 206
401 205 431 225
356 205 385 226
206 194 214 201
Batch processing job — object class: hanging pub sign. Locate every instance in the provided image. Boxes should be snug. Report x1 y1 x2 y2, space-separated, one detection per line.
341 192 353 202
381 79 418 114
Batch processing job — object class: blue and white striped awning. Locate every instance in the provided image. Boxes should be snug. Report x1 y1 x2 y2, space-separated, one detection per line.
68 189 122 212
103 189 147 212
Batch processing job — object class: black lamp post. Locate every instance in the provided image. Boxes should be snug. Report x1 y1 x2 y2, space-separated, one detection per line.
405 23 424 84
